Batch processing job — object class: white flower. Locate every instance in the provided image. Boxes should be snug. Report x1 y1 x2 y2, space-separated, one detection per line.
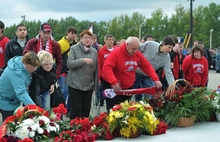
31 123 40 131
38 116 50 124
50 113 57 120
37 127 44 134
125 115 129 120
55 123 60 131
49 125 57 132
122 120 128 124
151 110 157 121
22 118 35 126
29 131 35 138
91 124 96 130
139 101 144 105
14 126 29 140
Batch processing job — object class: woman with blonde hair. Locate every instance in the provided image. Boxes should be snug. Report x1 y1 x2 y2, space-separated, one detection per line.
29 50 56 109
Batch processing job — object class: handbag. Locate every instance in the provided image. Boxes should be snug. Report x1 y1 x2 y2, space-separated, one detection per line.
90 92 101 118
51 83 66 108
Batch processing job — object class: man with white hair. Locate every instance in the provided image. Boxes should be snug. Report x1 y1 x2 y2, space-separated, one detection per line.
102 36 162 112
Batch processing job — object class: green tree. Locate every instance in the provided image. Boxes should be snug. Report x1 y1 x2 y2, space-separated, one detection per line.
146 8 169 41
3 2 220 48
203 2 220 48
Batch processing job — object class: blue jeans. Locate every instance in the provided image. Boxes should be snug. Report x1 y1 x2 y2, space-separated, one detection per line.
96 84 104 106
133 72 154 101
216 60 220 71
58 76 71 112
40 90 50 110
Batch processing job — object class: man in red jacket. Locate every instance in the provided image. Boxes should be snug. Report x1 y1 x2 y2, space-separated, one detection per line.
98 34 116 106
23 23 62 79
102 36 162 112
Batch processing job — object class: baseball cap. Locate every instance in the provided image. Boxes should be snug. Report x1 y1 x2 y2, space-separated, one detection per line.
40 23 52 32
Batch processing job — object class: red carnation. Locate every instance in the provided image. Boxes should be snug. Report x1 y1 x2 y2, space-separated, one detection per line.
39 120 45 126
112 104 122 111
43 129 49 137
74 134 82 142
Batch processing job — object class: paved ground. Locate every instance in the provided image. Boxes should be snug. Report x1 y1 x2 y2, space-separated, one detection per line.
97 122 220 142
207 70 219 90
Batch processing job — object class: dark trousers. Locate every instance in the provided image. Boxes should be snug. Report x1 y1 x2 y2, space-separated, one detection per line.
0 109 14 121
101 79 131 113
68 87 93 119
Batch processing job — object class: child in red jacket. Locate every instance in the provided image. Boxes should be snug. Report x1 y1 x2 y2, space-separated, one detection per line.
182 44 208 87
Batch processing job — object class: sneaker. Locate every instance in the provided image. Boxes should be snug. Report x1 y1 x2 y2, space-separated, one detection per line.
216 70 220 73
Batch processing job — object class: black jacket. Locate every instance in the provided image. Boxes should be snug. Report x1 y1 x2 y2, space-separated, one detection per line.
29 66 56 106
4 36 30 66
204 48 213 69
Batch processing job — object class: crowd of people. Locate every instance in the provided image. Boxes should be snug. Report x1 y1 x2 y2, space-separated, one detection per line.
0 20 218 121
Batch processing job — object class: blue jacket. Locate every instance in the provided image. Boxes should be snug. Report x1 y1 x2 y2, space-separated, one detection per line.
0 56 35 111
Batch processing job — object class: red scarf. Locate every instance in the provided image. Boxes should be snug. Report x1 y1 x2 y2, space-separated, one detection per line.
37 37 53 54
103 87 162 98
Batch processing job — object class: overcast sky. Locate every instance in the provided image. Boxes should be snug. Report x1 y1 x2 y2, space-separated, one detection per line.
0 0 219 27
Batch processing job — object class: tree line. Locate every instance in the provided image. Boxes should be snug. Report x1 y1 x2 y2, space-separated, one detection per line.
4 2 220 48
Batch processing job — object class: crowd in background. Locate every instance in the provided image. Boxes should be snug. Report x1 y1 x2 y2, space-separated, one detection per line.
0 20 219 122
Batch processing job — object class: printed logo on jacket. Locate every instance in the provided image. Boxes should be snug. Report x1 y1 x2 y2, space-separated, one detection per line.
125 61 137 71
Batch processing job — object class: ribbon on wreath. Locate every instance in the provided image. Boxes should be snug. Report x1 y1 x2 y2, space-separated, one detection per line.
103 87 161 99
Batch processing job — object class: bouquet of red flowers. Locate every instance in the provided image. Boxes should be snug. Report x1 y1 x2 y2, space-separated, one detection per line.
54 112 113 142
90 113 114 140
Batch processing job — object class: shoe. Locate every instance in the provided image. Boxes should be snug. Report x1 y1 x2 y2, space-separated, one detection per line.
216 70 220 73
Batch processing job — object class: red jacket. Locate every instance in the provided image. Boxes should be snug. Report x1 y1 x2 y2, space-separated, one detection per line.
172 52 185 79
0 36 9 68
182 55 208 87
102 42 159 89
98 44 116 81
23 38 62 79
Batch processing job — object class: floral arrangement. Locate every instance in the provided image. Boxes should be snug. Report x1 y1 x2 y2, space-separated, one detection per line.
212 86 220 113
54 112 114 142
106 100 161 138
0 104 113 142
0 102 169 141
151 86 218 127
0 105 112 142
0 104 66 142
90 113 114 140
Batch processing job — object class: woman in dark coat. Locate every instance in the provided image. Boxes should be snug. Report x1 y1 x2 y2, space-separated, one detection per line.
29 50 56 109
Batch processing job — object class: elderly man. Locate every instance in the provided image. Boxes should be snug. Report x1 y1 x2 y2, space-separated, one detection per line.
102 36 162 112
